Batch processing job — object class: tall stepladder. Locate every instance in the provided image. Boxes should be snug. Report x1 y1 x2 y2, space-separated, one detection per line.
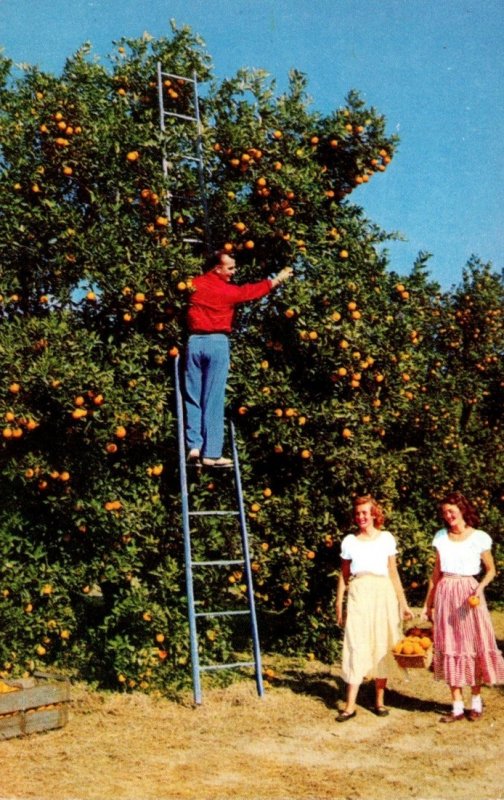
159 59 265 703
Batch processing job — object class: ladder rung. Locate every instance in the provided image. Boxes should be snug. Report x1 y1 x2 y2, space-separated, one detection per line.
160 70 197 85
165 153 202 164
164 111 198 122
200 661 255 672
195 610 250 619
192 559 244 567
189 510 239 517
178 155 202 163
168 194 204 204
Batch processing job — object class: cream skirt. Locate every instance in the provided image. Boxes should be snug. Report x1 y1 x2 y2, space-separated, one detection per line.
342 574 402 684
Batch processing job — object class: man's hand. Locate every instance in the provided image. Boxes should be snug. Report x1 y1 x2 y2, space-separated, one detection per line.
272 266 294 287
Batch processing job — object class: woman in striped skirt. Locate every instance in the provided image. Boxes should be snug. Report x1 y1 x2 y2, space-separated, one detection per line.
422 492 504 722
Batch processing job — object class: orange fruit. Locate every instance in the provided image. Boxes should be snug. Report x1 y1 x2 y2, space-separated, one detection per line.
115 425 127 439
468 595 480 607
9 382 21 394
126 150 140 162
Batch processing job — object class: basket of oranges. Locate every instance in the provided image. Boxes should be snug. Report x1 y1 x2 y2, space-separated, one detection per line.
393 623 433 669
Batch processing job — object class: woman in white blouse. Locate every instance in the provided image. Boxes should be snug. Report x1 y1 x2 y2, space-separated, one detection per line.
422 491 504 722
335 495 413 721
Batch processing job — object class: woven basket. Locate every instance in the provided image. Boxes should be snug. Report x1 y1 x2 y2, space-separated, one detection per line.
393 647 433 670
393 618 433 669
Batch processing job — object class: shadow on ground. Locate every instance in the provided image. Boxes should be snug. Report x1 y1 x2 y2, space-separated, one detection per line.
274 667 449 714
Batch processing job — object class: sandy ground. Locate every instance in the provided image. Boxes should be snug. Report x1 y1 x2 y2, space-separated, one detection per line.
1 611 503 800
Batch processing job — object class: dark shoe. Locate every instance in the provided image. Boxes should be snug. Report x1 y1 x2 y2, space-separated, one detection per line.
439 712 465 723
373 706 390 717
335 710 356 723
467 709 482 721
202 456 233 468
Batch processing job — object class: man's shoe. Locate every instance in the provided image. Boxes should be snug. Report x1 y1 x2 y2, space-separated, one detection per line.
439 712 465 723
202 456 233 468
187 449 201 464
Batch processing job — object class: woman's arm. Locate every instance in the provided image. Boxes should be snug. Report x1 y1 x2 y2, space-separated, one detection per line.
421 551 441 620
336 559 351 626
388 555 413 619
475 550 497 596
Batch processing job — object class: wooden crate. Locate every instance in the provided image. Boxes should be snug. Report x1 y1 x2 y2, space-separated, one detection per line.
0 677 70 740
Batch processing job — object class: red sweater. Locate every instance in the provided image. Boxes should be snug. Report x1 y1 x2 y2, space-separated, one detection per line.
187 271 273 333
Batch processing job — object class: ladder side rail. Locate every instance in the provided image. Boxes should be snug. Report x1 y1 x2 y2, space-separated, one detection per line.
229 420 264 698
156 61 166 132
173 355 202 704
157 62 173 224
192 70 211 251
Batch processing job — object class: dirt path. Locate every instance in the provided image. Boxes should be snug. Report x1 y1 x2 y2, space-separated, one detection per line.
1 612 503 800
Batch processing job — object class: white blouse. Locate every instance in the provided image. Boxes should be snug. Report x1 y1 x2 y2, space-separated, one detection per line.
340 531 397 576
433 528 492 576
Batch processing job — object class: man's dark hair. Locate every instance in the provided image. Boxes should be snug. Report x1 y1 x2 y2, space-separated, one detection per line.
203 249 228 272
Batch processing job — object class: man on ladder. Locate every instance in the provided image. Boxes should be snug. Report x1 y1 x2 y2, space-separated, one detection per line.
184 248 293 467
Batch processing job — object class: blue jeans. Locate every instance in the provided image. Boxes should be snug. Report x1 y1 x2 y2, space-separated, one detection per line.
184 334 230 458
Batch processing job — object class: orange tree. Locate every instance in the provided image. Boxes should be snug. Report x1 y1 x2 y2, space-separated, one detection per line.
0 25 502 689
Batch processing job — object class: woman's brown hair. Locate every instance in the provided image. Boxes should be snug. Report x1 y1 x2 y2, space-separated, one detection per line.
353 494 385 529
438 491 480 528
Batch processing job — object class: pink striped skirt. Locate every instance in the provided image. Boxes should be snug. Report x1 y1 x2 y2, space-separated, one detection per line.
433 575 504 687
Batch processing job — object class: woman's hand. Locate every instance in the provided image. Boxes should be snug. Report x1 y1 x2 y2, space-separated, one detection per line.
420 605 434 622
401 604 414 621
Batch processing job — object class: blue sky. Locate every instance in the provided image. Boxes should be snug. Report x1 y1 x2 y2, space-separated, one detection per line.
1 0 502 289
